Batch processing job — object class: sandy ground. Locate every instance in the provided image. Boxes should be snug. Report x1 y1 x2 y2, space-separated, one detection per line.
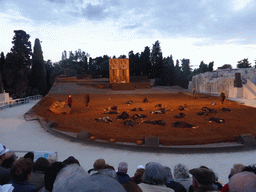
30 83 256 145
1 99 256 186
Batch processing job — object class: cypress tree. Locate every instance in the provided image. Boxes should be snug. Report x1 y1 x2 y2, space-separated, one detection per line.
31 38 47 96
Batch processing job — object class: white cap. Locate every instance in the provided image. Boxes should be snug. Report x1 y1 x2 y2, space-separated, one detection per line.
0 144 9 156
137 165 145 169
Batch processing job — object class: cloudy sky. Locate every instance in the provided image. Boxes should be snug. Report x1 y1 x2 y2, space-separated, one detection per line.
1 0 256 69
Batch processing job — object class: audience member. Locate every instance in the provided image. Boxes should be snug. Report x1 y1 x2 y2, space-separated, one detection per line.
63 156 80 166
88 158 105 175
138 162 174 192
40 161 65 192
133 167 145 184
189 167 219 192
9 157 37 192
1 151 17 169
53 163 126 192
117 162 133 184
242 164 256 174
228 171 256 192
24 152 34 163
173 164 192 192
199 166 222 190
164 166 186 192
0 144 12 185
100 164 117 180
122 180 142 192
221 164 245 192
29 157 50 191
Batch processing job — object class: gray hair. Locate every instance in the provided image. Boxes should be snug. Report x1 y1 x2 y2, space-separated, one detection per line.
173 164 190 179
229 171 256 192
100 168 118 180
142 162 167 185
118 162 128 172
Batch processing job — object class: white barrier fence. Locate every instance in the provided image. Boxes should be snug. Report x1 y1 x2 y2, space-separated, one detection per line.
0 95 42 110
11 150 58 162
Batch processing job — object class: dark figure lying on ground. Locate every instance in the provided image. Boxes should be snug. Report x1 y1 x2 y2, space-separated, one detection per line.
132 114 147 120
174 113 186 118
104 105 118 111
121 120 138 127
117 112 130 120
125 100 133 106
104 111 120 114
142 120 166 126
172 121 196 128
130 108 144 111
221 107 231 112
95 116 113 123
208 117 225 123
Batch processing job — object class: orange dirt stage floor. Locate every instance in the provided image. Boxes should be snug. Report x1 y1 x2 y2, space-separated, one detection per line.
30 83 256 146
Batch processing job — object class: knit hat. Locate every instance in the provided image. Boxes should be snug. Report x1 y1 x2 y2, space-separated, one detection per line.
0 144 9 156
189 168 215 185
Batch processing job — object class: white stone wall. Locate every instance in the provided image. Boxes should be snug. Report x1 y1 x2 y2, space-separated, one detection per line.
188 68 256 97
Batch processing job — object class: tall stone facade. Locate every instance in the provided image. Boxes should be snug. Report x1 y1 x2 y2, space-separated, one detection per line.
109 58 129 83
188 68 256 97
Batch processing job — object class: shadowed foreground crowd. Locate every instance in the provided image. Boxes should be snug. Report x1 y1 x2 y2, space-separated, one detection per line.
0 144 256 192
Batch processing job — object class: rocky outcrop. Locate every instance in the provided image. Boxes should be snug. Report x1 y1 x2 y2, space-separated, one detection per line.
49 101 71 114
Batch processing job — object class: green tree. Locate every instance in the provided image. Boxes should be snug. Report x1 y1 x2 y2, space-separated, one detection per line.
180 58 191 88
31 38 47 96
209 61 214 71
140 46 151 77
151 40 163 79
237 58 251 68
3 30 32 98
162 55 175 85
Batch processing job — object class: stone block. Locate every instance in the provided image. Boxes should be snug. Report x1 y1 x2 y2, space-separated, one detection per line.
235 134 256 147
77 130 91 140
145 136 159 147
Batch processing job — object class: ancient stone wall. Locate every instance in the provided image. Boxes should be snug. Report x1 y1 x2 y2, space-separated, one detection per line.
188 68 256 97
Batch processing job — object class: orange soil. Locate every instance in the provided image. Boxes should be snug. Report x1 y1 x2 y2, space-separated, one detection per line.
30 92 256 146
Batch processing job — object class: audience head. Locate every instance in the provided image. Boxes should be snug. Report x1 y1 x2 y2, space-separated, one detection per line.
118 162 128 173
1 152 17 169
100 164 117 180
44 161 66 192
229 163 246 179
242 164 256 174
142 162 167 185
189 167 215 188
52 164 90 192
93 158 105 170
229 171 256 192
63 156 80 166
33 157 50 173
0 144 9 163
174 164 190 179
11 157 33 182
24 152 34 162
163 166 173 179
133 168 145 184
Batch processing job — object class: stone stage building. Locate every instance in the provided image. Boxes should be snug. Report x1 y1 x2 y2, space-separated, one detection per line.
188 68 256 99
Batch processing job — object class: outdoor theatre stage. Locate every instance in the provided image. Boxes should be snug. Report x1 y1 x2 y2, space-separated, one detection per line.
27 81 256 151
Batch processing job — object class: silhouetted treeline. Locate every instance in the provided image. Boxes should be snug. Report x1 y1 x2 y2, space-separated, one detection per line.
1 30 252 99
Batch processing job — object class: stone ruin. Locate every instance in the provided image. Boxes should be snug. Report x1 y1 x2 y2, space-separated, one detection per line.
188 68 256 99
